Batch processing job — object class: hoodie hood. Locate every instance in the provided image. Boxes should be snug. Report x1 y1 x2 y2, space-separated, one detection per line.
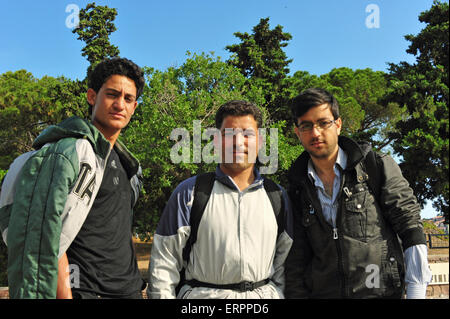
32 116 111 160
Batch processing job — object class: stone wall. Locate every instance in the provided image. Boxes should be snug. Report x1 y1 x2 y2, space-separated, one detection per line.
426 255 449 299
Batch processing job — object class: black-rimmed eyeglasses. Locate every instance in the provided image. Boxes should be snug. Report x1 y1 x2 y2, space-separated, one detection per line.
297 119 336 132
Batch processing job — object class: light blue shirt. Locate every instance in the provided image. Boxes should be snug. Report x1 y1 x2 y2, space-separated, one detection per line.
307 147 432 298
307 147 347 228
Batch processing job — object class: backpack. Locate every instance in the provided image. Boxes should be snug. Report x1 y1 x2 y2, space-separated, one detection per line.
176 172 285 295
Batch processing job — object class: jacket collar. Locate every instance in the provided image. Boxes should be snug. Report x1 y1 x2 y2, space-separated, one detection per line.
33 116 140 178
307 146 347 185
33 116 111 158
113 140 141 179
214 165 264 192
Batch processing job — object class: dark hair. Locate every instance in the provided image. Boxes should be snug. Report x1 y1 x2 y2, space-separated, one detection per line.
290 88 340 126
215 100 263 129
88 57 145 113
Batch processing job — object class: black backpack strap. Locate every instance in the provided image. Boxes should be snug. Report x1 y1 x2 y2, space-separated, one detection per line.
363 150 382 200
263 177 285 237
182 172 216 262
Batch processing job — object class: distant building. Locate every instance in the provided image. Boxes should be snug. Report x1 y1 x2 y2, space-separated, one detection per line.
426 215 449 234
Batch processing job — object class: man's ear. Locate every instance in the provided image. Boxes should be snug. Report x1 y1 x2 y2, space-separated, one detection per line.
294 126 301 140
335 117 342 135
131 101 138 115
87 88 97 107
213 130 222 148
293 126 304 146
257 130 264 152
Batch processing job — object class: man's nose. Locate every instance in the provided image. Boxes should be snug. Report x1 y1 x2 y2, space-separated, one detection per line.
113 95 126 110
234 131 245 146
310 125 321 137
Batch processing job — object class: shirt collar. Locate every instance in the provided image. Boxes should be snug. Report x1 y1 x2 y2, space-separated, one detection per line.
308 147 347 184
215 165 264 191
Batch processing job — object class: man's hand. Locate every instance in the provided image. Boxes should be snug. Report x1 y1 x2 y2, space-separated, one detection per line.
56 252 73 299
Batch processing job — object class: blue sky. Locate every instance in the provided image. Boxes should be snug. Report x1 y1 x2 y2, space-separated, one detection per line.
0 0 442 218
0 0 436 79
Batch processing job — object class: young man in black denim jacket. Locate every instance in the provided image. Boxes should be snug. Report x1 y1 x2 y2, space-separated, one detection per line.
285 88 431 299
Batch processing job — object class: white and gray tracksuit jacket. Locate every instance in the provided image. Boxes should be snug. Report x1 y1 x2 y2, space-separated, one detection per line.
148 167 293 299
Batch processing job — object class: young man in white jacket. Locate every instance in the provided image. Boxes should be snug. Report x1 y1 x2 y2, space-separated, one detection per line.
148 100 293 299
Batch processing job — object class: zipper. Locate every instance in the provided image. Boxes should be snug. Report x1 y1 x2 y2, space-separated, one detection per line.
335 174 348 298
303 176 349 297
238 191 244 279
334 231 346 298
333 227 338 239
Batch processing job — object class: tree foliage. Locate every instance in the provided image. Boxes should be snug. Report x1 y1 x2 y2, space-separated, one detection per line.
226 18 293 121
384 0 449 222
73 2 120 77
0 71 86 170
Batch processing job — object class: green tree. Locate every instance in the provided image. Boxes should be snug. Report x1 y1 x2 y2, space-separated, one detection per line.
73 2 120 77
385 0 449 222
226 17 293 121
322 68 405 150
0 70 86 170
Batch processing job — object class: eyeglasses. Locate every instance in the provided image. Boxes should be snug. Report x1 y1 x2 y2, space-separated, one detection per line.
297 119 336 132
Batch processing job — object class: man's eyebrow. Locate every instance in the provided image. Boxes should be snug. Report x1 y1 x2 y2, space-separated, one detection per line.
105 88 136 98
299 117 331 123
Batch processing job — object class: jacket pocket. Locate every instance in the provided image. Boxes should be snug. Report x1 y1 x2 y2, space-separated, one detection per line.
343 188 367 240
301 205 327 255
